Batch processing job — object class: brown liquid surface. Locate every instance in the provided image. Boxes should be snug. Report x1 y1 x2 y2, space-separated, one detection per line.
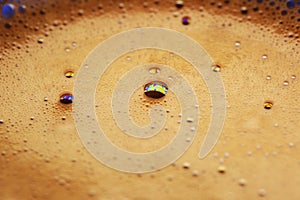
0 0 300 199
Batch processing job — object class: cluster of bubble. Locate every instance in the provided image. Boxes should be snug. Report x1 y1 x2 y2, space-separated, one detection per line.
1 3 26 19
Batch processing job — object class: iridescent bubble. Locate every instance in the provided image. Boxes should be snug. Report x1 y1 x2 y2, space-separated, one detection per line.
144 81 168 99
2 3 15 19
182 16 191 25
286 0 295 9
18 5 26 14
60 93 74 104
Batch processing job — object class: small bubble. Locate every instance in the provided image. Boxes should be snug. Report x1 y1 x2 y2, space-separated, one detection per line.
44 97 48 102
235 41 241 47
224 152 230 158
218 165 226 173
65 71 74 78
62 116 66 120
78 9 84 16
291 75 296 80
18 5 26 14
72 42 77 47
212 64 221 72
238 178 247 186
186 117 194 123
192 170 199 177
60 93 74 104
182 16 191 25
182 162 190 169
175 0 184 8
266 75 271 80
65 48 70 53
289 142 294 148
119 3 125 9
283 81 289 86
262 55 268 60
149 67 160 74
0 120 4 124
258 189 266 197
241 6 248 14
88 189 96 197
37 38 44 44
264 101 273 110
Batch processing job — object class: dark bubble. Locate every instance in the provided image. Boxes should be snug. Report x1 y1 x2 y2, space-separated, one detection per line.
18 5 26 14
286 0 295 9
182 16 190 25
60 93 74 104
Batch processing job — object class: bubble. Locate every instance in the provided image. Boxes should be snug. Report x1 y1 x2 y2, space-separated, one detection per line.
65 71 74 78
144 81 168 99
235 41 241 47
18 5 26 14
118 3 125 9
283 81 289 86
289 142 294 148
60 93 74 104
175 0 184 9
264 101 273 110
238 178 247 186
266 75 271 80
186 117 194 123
2 4 15 19
149 67 160 74
182 162 190 169
241 6 248 14
192 170 199 177
218 165 226 173
0 120 4 124
291 75 296 80
262 55 268 60
182 16 191 25
258 189 267 197
212 64 221 72
37 38 44 44
78 9 84 16
286 0 295 9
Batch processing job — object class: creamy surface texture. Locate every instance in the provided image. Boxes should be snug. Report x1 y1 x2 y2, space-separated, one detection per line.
0 0 300 199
